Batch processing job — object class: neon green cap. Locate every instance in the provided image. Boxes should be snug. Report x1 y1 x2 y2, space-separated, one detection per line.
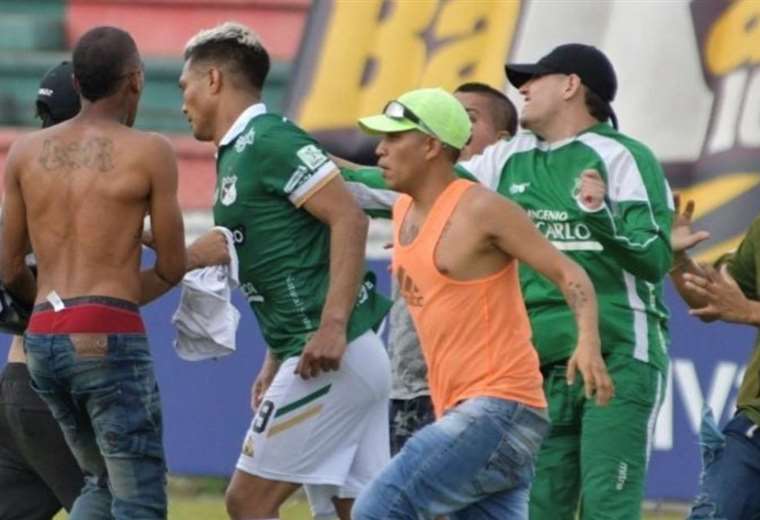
358 87 472 150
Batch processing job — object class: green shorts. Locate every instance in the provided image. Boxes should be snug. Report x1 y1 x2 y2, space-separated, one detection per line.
529 353 667 520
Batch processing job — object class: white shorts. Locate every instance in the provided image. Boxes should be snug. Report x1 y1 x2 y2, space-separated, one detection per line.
236 330 391 518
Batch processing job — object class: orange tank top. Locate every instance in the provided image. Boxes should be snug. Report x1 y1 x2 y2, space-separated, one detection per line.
392 179 546 417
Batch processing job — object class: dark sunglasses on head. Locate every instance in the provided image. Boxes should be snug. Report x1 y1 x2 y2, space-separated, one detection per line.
383 100 439 139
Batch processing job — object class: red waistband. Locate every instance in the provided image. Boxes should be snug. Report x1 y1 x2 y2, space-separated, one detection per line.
27 304 145 334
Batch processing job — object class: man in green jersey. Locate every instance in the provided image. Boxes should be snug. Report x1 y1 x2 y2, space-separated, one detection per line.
669 197 760 519
459 43 673 520
342 43 671 519
179 22 391 520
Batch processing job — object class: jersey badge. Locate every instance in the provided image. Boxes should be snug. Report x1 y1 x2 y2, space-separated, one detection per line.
296 144 329 171
220 175 238 206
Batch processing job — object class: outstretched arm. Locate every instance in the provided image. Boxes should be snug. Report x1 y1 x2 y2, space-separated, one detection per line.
473 188 614 405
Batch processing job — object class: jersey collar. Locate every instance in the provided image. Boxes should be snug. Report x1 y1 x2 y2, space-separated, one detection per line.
219 103 267 147
535 122 612 151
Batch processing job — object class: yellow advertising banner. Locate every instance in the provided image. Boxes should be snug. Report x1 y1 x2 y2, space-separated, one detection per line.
286 0 522 159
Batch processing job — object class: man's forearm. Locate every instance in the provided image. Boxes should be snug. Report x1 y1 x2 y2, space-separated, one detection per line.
329 154 366 171
559 265 600 349
739 300 760 327
319 210 369 330
262 348 282 374
139 268 180 306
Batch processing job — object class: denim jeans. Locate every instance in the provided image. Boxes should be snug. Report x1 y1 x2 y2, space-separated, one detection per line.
353 397 550 519
24 332 167 520
689 409 760 520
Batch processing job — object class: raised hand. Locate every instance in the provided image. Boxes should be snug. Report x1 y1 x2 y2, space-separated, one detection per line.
671 194 710 253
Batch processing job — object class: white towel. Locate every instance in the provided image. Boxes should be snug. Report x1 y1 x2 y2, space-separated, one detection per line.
172 227 240 361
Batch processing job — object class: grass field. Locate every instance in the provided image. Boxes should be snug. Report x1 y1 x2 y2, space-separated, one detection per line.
52 476 687 519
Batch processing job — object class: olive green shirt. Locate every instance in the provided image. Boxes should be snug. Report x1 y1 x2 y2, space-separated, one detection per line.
723 216 760 425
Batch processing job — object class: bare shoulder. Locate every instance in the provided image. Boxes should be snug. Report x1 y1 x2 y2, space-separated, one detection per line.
129 130 175 155
125 130 177 175
460 183 517 219
5 128 49 175
6 130 41 160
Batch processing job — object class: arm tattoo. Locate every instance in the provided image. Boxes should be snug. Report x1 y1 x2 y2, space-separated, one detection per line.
566 280 588 314
39 138 114 172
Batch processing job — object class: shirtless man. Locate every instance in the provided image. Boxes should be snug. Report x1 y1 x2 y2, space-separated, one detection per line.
352 88 611 519
1 27 186 519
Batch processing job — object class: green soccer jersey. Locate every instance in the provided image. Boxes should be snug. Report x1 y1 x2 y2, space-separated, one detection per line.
213 104 391 361
459 123 673 370
723 216 760 426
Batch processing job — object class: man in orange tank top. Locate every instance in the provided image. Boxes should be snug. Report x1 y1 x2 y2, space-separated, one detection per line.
351 88 613 520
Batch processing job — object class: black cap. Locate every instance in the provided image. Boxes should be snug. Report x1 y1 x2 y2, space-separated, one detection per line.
505 44 618 127
36 61 81 127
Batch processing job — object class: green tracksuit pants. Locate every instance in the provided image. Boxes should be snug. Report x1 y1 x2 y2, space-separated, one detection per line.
529 354 667 520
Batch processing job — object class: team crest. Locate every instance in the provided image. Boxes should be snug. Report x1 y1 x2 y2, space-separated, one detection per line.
235 128 255 153
220 175 238 206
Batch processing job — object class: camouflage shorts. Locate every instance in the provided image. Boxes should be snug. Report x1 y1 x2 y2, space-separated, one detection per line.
389 395 435 455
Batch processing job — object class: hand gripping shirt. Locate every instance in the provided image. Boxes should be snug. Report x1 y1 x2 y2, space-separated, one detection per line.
213 104 391 361
459 123 674 370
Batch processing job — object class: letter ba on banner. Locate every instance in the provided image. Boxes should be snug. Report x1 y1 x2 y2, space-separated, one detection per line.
679 0 760 262
285 0 522 161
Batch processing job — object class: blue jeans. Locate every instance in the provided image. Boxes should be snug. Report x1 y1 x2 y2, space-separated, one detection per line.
24 333 167 520
353 397 550 519
689 409 760 520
